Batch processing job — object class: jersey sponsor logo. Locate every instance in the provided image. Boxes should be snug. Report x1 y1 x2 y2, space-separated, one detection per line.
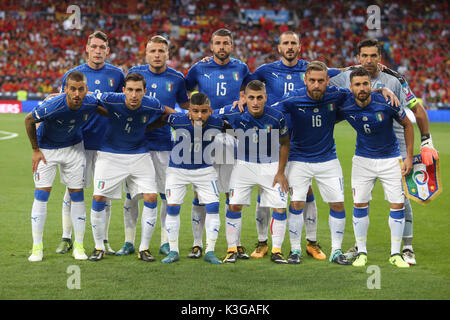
203 73 211 79
271 72 280 78
297 107 306 113
349 115 356 121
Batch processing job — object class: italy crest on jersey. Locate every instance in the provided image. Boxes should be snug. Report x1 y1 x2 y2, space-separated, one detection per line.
376 112 384 122
402 155 442 205
108 79 114 87
328 103 335 111
166 82 173 92
265 124 272 133
233 72 239 81
142 115 149 123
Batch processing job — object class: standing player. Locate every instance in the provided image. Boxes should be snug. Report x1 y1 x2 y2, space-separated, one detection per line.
337 67 413 268
274 61 398 265
185 28 250 259
151 92 223 264
56 31 125 255
25 71 100 262
88 72 174 261
215 80 291 264
115 35 190 257
329 39 439 265
244 31 340 260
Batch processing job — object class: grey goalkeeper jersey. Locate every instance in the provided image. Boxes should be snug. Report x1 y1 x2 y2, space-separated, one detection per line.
330 70 408 156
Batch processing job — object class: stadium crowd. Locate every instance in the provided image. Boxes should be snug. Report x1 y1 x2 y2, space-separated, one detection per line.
0 0 448 104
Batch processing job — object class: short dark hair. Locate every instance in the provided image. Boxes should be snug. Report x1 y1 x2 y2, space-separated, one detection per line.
350 67 371 82
245 80 266 93
305 60 328 75
279 31 300 43
87 30 109 46
125 72 146 88
357 39 381 55
190 92 210 106
66 71 87 83
211 28 233 44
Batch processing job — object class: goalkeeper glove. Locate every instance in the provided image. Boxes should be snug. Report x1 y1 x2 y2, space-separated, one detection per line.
420 134 438 166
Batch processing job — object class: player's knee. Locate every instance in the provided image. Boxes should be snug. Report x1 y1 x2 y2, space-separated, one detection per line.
354 202 369 208
290 201 305 211
390 203 405 211
229 204 243 212
93 195 107 202
34 189 50 202
143 193 157 203
329 202 345 212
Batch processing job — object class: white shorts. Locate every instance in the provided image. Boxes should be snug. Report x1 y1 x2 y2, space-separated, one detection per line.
34 142 86 189
84 149 98 188
150 150 170 194
165 166 219 205
229 160 287 209
93 151 157 200
351 155 404 204
287 158 344 203
212 132 236 193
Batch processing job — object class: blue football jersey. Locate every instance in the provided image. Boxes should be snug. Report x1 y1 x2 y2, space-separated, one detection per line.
61 63 125 150
248 59 341 130
128 65 189 151
215 104 288 163
185 58 250 110
337 92 406 159
274 86 351 163
98 93 165 154
32 94 98 149
167 113 224 170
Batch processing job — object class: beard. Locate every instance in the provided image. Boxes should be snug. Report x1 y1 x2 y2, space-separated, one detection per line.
214 50 230 62
307 88 325 100
282 50 299 62
357 91 370 102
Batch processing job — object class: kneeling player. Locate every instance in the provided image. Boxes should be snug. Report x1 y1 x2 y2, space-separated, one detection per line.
338 67 413 268
158 92 224 264
216 80 290 264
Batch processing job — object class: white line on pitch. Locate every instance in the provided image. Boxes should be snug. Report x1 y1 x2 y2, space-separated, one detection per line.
0 130 19 140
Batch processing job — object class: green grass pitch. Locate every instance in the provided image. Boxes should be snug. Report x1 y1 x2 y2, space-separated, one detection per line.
0 113 449 300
